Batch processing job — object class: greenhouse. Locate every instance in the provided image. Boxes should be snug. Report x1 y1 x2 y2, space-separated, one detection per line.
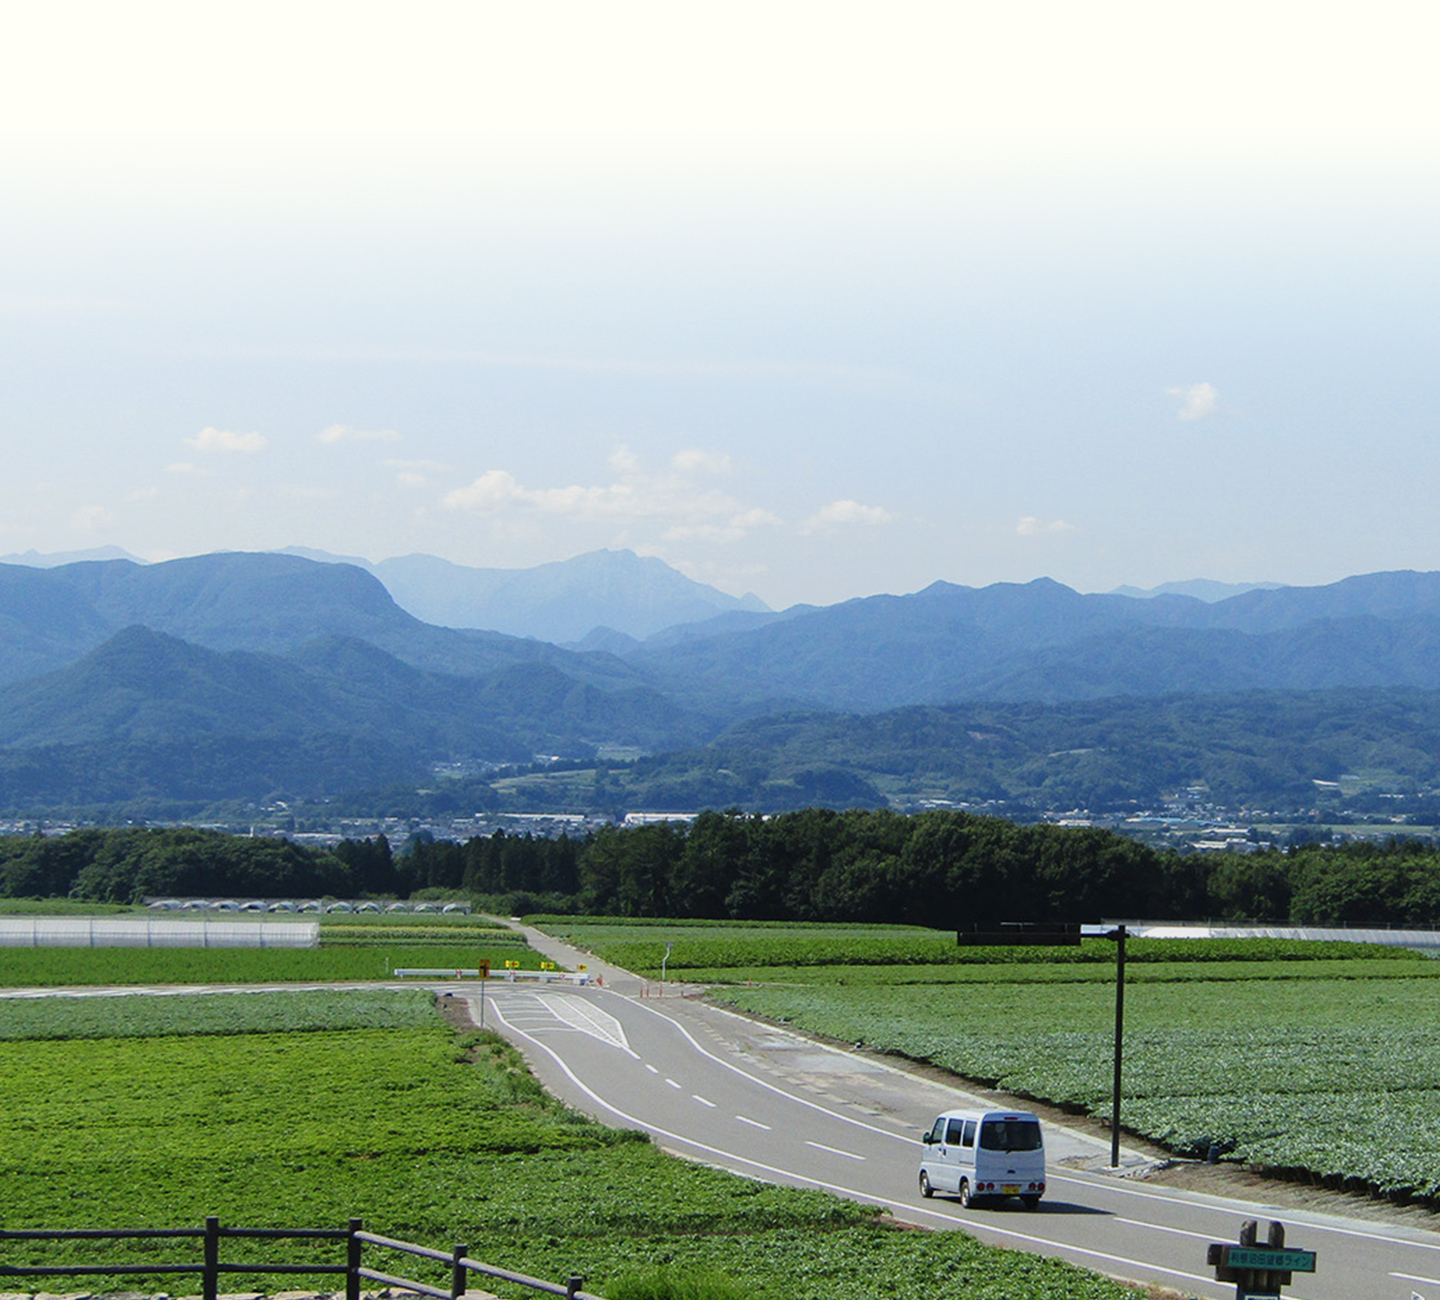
0 918 319 948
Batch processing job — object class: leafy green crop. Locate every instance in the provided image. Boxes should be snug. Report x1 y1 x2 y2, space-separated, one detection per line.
0 943 540 987
546 917 1413 977
0 988 438 1040
0 994 1148 1300
712 974 1440 1199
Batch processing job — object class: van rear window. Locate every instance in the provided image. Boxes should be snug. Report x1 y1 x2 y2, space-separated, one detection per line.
978 1119 1042 1152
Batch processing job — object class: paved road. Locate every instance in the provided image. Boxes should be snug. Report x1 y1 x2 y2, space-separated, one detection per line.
462 972 1440 1300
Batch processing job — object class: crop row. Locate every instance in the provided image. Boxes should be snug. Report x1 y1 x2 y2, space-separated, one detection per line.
0 943 537 988
320 924 527 944
0 988 438 1040
577 930 1410 974
713 977 1440 1198
655 956 1440 987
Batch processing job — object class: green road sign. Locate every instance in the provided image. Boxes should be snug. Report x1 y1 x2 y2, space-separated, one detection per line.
1226 1247 1317 1272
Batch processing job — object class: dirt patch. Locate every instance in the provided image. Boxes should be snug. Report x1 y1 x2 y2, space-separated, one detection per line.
435 991 477 1032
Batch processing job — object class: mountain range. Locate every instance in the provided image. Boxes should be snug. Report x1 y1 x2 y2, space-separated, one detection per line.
4 550 1440 815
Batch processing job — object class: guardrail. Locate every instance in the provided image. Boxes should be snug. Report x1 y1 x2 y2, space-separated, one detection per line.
0 1217 606 1300
391 968 591 985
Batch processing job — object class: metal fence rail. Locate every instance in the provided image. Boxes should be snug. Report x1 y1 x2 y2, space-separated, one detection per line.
0 1217 607 1300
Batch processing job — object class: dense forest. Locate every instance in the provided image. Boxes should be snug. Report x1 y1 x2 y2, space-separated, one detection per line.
5 812 1440 929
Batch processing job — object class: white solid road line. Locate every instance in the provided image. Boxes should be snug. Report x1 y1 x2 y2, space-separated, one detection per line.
807 1141 865 1161
485 996 1218 1292
622 992 1440 1262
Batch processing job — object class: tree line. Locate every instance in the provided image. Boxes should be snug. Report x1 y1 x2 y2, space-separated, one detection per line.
5 812 1440 929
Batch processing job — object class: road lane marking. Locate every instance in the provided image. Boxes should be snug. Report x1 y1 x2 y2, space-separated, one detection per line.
693 1095 716 1108
545 993 635 1053
472 1009 1223 1292
1115 1217 1223 1243
736 1115 771 1130
487 994 642 1058
807 1141 864 1161
628 993 1440 1262
666 1078 682 1089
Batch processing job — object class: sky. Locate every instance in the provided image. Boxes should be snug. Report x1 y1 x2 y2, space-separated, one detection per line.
3 1 1439 611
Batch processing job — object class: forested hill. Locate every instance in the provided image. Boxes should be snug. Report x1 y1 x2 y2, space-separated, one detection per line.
9 553 1440 816
7 815 1440 930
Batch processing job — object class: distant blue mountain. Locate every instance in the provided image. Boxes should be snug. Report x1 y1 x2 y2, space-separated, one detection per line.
6 551 1440 813
1109 579 1285 602
281 547 769 642
634 571 1440 711
0 545 147 568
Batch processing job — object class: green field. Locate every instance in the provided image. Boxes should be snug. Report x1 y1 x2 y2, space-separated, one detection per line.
0 942 532 987
543 917 1440 1201
0 989 1151 1300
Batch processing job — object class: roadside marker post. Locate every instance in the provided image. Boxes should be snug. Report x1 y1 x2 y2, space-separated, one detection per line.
1207 1219 1315 1299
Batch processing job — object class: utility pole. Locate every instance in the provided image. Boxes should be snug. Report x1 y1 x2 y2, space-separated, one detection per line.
1106 923 1127 1169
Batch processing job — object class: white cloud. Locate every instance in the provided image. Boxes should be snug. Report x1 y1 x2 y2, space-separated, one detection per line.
384 457 452 490
318 423 399 444
443 448 773 542
799 499 894 533
185 426 269 453
445 469 528 511
1017 516 1076 537
71 505 114 532
665 508 783 544
1167 382 1220 421
671 448 732 476
609 445 642 475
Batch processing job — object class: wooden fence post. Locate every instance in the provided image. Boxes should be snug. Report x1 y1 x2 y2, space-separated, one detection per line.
566 1275 583 1299
346 1218 363 1300
203 1217 220 1300
450 1243 468 1299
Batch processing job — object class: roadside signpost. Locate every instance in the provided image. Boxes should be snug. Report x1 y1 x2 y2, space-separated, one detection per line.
1207 1219 1315 1298
1102 923 1126 1168
955 921 1121 1164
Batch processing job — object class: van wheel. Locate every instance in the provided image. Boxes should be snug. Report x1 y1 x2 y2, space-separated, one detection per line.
918 1171 934 1199
957 1179 972 1208
1021 1195 1041 1210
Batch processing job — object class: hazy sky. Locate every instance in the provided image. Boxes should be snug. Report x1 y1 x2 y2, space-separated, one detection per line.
3 1 1438 608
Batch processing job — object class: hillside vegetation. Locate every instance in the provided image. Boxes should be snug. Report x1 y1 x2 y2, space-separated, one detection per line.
9 815 1440 929
9 554 1440 816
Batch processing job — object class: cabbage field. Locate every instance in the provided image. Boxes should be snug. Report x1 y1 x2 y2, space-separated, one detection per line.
0 987 1153 1300
544 917 1440 1201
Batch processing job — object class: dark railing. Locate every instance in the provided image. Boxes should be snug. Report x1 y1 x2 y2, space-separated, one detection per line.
0 1217 606 1300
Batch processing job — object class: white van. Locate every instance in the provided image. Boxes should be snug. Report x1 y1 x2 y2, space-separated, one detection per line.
918 1108 1046 1209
